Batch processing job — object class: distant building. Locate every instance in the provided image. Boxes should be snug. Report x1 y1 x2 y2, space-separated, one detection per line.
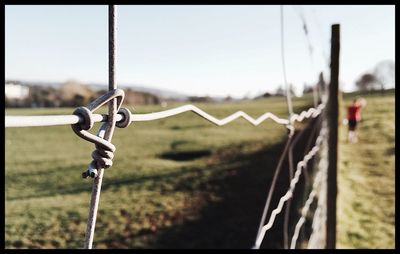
5 82 29 100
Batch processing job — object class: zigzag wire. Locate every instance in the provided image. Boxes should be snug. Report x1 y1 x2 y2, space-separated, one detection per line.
5 103 325 128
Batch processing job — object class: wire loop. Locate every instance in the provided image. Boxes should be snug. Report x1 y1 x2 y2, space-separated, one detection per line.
71 88 125 178
73 106 94 130
116 107 132 128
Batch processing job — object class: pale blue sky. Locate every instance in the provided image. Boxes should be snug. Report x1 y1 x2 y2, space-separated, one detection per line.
5 5 395 98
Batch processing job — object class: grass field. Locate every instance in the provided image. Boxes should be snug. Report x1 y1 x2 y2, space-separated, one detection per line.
337 90 395 248
5 91 395 249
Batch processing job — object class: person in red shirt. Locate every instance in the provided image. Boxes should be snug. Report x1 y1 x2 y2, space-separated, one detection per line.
347 98 365 143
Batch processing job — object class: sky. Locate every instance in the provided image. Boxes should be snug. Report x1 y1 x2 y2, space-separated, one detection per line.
5 5 395 98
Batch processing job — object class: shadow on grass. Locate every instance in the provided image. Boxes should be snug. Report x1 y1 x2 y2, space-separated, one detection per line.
146 118 320 249
159 150 212 161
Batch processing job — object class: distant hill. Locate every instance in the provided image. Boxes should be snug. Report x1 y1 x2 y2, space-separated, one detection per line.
6 80 189 101
87 83 189 101
5 79 190 107
6 79 243 103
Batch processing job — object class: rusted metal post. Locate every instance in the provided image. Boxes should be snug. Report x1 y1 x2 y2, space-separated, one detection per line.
84 5 118 249
326 23 340 249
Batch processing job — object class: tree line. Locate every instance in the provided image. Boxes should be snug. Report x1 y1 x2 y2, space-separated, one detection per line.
5 80 161 108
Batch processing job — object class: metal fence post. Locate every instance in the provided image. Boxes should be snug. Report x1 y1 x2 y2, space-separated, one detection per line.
83 5 118 249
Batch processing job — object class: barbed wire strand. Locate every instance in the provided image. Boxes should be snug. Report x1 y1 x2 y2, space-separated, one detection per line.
283 115 321 248
283 117 314 248
283 126 303 249
254 135 292 241
290 167 324 249
294 6 314 61
310 8 330 67
306 175 326 248
307 207 324 248
292 5 321 109
259 11 324 236
280 5 294 119
296 114 323 244
307 201 327 248
253 128 323 249
282 1 293 240
307 129 328 249
254 8 296 242
309 152 328 247
302 116 322 184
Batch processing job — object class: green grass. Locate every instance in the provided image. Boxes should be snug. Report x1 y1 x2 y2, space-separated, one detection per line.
5 91 395 249
5 96 314 249
337 91 395 248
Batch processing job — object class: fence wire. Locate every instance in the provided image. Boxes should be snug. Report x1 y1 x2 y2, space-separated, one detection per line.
290 132 327 249
5 103 325 128
253 125 325 249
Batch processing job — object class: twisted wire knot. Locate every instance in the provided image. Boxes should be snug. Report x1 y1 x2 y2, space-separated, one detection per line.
77 120 116 178
83 124 116 178
71 89 132 178
92 137 116 169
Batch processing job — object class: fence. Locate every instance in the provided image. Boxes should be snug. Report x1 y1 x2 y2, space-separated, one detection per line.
5 5 339 249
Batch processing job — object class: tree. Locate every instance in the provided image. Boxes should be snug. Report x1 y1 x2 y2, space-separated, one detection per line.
317 72 326 95
224 95 233 101
355 60 395 92
373 60 395 92
275 86 285 96
261 92 271 98
275 84 295 96
72 94 86 106
59 80 94 106
303 83 314 94
355 73 380 91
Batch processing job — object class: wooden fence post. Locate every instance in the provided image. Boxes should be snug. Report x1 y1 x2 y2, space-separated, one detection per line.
326 23 340 249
